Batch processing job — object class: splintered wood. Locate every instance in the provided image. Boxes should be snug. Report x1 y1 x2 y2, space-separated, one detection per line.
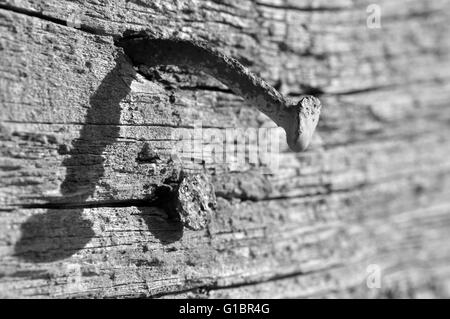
0 0 450 298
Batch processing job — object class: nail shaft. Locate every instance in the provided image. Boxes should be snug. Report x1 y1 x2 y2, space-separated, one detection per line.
117 34 321 151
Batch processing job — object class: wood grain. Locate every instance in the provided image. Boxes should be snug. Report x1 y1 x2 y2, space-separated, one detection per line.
0 0 450 298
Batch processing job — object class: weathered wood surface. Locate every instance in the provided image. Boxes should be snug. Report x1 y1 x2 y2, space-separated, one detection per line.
0 0 450 298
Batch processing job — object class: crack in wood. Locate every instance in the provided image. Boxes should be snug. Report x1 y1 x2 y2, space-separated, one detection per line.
0 3 111 36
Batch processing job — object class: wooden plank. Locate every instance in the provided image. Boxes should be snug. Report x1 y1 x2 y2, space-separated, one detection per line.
0 0 450 297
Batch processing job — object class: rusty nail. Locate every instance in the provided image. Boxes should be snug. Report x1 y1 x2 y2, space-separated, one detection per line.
117 34 321 152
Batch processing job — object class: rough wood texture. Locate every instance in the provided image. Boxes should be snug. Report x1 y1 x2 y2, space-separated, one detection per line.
0 0 450 298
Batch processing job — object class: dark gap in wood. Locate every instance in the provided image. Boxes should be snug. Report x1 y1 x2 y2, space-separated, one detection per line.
150 264 341 298
17 199 158 210
179 85 233 94
0 3 112 36
254 2 348 13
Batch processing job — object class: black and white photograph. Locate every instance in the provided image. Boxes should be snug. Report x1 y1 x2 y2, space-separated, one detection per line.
0 0 449 302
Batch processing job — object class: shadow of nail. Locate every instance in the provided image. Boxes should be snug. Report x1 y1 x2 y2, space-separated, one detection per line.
15 49 189 263
13 209 94 262
138 207 183 245
15 53 133 262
